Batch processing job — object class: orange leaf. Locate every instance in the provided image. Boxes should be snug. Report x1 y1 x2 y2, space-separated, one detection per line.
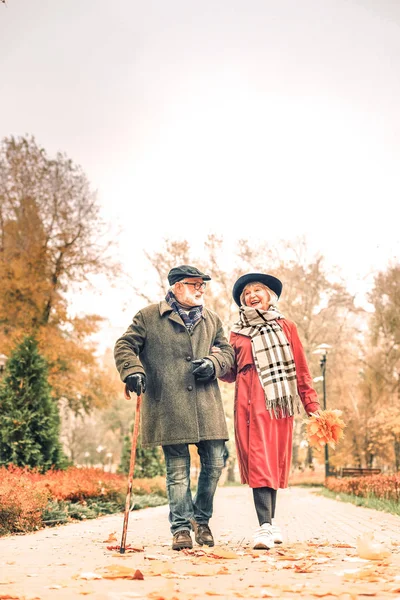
99 564 144 579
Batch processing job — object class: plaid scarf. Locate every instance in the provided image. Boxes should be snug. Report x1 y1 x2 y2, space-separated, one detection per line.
232 306 300 418
165 290 203 332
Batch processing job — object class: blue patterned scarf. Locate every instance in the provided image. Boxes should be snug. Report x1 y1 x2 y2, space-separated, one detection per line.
165 290 204 332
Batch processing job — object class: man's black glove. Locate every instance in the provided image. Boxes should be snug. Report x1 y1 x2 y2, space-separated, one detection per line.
192 358 215 383
125 373 146 395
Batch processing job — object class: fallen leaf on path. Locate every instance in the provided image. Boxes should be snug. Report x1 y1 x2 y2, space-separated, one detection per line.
279 584 306 593
313 589 346 597
314 557 331 565
342 567 385 583
77 572 102 580
356 533 391 560
259 589 280 598
275 551 306 561
103 532 117 543
98 564 144 580
389 586 400 593
307 541 329 547
347 588 378 597
106 544 144 553
294 561 315 573
182 564 231 577
144 561 179 576
46 585 64 590
332 543 354 549
205 547 239 559
147 594 180 600
343 557 369 563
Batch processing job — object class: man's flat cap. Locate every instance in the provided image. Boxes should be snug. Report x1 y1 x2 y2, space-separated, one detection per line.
167 265 211 286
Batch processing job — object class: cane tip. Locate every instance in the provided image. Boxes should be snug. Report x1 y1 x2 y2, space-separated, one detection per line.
119 547 125 554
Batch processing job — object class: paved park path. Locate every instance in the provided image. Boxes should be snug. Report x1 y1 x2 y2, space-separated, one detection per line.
1 486 400 600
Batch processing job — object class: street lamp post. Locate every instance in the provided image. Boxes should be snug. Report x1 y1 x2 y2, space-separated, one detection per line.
319 351 329 478
312 344 332 479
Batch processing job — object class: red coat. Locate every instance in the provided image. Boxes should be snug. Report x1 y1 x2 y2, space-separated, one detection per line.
221 318 320 489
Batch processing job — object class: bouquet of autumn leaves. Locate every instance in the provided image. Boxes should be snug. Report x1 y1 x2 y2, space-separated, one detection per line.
305 409 346 449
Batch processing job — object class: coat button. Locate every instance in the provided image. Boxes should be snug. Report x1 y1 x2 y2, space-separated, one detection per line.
187 385 193 391
186 356 192 361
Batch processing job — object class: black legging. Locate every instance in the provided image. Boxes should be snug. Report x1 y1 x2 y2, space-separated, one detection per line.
252 487 277 526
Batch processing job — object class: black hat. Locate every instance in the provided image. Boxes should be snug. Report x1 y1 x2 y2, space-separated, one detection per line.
232 273 283 306
167 265 212 286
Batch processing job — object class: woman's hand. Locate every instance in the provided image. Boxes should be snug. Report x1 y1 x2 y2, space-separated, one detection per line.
308 410 321 418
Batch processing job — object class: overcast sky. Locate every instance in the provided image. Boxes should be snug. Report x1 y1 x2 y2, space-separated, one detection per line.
1 0 399 349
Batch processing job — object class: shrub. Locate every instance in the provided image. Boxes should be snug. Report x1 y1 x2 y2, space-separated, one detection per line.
0 466 49 534
0 337 67 471
0 465 167 535
325 473 400 501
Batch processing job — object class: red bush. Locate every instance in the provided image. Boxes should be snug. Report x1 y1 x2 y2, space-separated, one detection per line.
0 465 166 535
0 466 49 534
326 473 400 501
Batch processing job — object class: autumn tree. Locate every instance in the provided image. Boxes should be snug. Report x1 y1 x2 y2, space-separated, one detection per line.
0 336 67 470
356 264 400 470
0 135 118 409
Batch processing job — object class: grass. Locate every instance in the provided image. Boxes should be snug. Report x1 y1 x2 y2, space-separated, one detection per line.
292 482 324 488
317 487 400 517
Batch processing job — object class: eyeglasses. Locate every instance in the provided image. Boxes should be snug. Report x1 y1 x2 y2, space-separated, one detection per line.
181 281 207 291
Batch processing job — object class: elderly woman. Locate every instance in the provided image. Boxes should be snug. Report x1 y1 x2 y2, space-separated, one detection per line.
220 273 320 550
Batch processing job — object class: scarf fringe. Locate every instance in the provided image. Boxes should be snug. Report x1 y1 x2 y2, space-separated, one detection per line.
266 395 301 419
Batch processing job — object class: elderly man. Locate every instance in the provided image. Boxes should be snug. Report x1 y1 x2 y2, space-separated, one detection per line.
114 265 234 551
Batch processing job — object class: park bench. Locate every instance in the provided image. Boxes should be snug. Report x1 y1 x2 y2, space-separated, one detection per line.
340 467 381 477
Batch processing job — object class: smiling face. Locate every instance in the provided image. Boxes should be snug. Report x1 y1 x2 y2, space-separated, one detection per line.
173 277 206 307
242 282 272 311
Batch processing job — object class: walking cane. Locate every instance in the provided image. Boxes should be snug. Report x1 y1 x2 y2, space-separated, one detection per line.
119 385 142 554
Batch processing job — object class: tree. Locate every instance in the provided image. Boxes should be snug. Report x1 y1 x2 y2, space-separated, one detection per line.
0 336 67 470
0 135 119 409
355 264 400 469
119 431 166 478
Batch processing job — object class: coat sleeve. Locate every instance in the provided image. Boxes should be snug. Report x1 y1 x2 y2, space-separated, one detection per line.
218 332 238 383
114 311 147 383
287 321 321 415
206 317 235 379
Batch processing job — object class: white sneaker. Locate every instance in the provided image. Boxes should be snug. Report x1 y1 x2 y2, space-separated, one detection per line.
253 523 275 550
271 519 283 544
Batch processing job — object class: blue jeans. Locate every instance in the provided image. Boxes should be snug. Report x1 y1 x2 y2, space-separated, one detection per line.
162 440 225 535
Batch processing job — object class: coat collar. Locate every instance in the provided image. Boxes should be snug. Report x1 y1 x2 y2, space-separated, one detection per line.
159 300 207 320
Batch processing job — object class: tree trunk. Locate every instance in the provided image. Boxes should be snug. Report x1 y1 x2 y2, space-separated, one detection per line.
394 436 400 472
227 458 236 483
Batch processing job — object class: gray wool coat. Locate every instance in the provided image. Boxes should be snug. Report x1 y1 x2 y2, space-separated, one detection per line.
114 301 234 448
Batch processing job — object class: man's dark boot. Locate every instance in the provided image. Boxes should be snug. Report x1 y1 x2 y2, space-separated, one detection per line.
194 523 214 547
172 529 193 551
